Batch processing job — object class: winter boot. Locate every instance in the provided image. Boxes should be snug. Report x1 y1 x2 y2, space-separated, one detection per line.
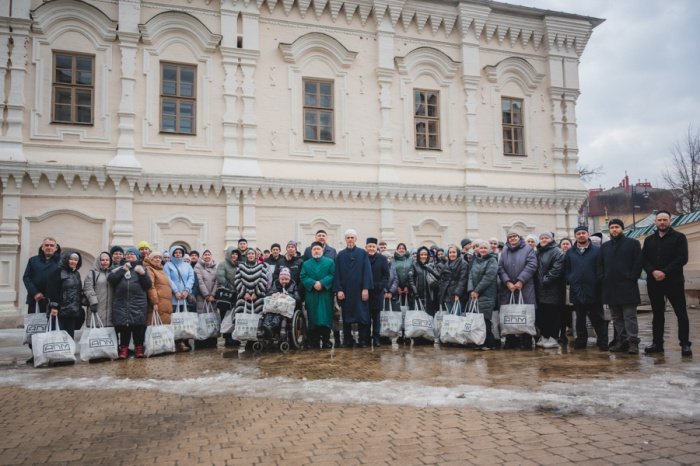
135 345 145 358
627 342 639 354
609 341 629 352
681 342 692 357
118 345 129 359
644 343 664 354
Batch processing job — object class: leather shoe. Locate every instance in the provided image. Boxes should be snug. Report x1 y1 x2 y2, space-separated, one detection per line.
644 343 664 354
681 343 692 357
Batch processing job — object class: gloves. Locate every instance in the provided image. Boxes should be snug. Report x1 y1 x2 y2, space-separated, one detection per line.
90 303 98 313
134 265 145 275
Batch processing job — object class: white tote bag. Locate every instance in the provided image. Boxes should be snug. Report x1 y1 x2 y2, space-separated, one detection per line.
433 303 448 339
31 317 77 367
79 313 118 361
171 300 197 340
23 312 49 345
379 298 403 338
499 292 537 336
220 309 235 334
196 301 221 340
440 302 470 345
403 300 434 341
263 293 296 318
233 301 261 342
462 300 487 345
145 311 175 357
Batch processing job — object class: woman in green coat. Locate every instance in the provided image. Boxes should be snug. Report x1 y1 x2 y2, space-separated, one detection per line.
301 241 336 349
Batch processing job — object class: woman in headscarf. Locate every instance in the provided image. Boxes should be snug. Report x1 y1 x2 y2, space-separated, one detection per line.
144 250 172 327
164 245 195 352
194 249 218 348
83 251 113 327
437 245 469 313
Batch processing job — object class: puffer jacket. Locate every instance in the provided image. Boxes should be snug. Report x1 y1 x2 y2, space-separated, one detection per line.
164 245 194 305
216 246 238 290
83 252 113 326
144 256 173 325
194 258 218 313
437 255 468 304
46 251 83 319
535 242 566 305
108 262 152 326
498 238 537 305
598 234 643 305
467 252 499 319
392 252 413 289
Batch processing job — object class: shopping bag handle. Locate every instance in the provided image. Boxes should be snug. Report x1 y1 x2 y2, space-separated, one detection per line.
151 309 163 326
383 297 391 312
89 312 106 329
468 299 479 314
175 299 188 312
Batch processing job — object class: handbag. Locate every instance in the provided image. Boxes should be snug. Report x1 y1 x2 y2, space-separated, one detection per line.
145 310 175 357
462 299 487 345
23 312 48 345
79 313 118 361
215 286 235 312
170 300 198 340
403 299 434 340
31 316 76 367
379 298 403 338
499 291 537 336
425 266 438 288
196 301 221 340
232 300 261 342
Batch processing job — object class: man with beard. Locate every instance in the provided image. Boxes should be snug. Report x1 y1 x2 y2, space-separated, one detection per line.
598 219 643 354
365 237 390 347
565 226 608 350
643 210 692 356
333 229 373 347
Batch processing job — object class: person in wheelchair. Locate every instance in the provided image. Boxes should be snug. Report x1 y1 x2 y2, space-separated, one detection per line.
260 268 300 341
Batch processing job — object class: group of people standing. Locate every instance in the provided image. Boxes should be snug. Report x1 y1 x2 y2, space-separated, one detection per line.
22 210 692 363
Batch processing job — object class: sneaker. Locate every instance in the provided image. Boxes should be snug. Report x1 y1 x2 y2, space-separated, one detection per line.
543 337 559 349
627 342 639 354
609 342 629 353
644 343 664 354
681 343 692 357
536 337 545 348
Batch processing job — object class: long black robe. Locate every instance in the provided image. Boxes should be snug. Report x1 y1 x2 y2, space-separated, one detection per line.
333 246 373 324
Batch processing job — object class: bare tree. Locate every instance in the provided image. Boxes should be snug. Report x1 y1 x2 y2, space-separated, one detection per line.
663 125 700 213
578 164 604 182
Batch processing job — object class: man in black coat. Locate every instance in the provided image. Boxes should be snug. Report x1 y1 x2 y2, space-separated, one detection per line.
642 210 692 357
598 219 643 354
365 237 390 347
22 237 62 314
302 229 337 261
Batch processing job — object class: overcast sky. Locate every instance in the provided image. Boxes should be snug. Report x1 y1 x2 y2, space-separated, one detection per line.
510 0 700 190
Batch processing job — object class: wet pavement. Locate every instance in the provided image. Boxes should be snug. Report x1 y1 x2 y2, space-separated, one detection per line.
0 310 698 465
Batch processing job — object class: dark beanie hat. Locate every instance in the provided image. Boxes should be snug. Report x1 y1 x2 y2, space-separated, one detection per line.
110 245 124 255
460 238 472 248
574 225 588 234
366 237 378 245
609 218 625 229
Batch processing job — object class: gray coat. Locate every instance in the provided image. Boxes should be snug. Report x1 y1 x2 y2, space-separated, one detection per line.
194 259 218 313
498 238 537 305
467 253 499 319
83 261 114 326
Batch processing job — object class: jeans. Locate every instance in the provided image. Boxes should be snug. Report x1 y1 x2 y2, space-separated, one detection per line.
648 280 691 346
609 304 639 344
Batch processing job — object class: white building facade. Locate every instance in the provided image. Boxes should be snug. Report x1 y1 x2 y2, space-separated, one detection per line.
0 0 600 317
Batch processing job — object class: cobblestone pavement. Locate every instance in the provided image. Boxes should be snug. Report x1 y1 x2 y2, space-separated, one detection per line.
0 310 698 465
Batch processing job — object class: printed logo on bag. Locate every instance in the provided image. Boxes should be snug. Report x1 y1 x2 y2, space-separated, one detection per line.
43 342 71 353
462 323 472 331
89 337 115 348
26 324 48 333
503 314 528 324
411 319 431 328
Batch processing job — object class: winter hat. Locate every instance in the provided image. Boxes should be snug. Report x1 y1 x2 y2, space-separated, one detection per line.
344 228 358 237
137 240 151 250
506 230 520 238
574 225 588 234
366 237 378 245
110 245 124 255
609 218 625 229
125 247 139 257
539 231 554 241
286 240 298 249
238 238 248 245
279 267 291 280
149 251 163 259
310 241 324 249
526 234 537 242
460 238 472 248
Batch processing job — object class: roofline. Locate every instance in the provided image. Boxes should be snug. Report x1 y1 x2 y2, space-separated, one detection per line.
446 0 605 28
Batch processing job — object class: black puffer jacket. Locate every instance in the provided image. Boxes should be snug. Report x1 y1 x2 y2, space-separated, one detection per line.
108 263 152 326
598 234 643 305
535 242 566 305
437 255 469 304
46 251 83 318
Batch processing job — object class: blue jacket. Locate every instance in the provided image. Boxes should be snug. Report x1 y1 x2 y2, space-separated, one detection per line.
164 246 194 305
